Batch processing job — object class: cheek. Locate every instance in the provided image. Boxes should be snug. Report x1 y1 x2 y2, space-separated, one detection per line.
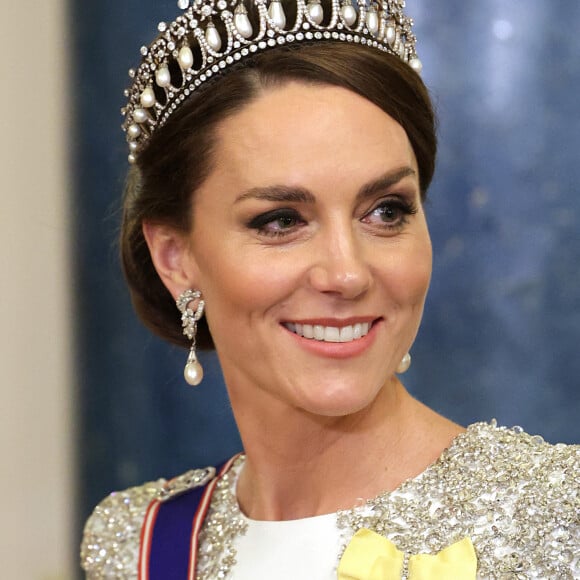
387 237 432 309
194 243 298 321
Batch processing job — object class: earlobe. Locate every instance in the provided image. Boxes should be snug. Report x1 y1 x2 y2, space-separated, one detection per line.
142 221 198 299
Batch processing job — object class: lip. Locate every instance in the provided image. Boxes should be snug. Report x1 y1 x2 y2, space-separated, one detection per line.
281 317 382 359
283 316 377 327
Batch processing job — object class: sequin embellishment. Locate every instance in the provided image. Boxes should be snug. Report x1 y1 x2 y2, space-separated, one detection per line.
81 422 579 579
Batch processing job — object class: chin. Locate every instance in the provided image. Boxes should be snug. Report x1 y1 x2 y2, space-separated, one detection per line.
297 380 384 418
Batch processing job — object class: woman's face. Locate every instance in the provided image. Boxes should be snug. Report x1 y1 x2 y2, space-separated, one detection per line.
180 82 432 417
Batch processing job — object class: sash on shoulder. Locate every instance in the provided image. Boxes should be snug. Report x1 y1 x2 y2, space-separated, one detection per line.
138 456 239 580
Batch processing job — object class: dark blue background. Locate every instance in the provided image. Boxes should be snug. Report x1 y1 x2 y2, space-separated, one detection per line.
72 0 580 560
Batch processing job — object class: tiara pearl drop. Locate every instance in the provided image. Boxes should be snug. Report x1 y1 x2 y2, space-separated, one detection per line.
122 0 422 164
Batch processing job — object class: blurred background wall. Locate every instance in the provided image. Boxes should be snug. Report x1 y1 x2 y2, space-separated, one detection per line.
0 1 73 579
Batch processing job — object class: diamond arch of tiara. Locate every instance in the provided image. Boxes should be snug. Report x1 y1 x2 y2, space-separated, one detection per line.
122 0 422 164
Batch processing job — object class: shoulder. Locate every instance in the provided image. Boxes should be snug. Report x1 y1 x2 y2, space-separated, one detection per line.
453 421 579 509
80 467 216 579
453 422 579 576
461 420 579 482
81 477 165 579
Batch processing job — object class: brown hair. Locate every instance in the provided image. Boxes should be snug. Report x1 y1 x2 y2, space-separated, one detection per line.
121 43 437 349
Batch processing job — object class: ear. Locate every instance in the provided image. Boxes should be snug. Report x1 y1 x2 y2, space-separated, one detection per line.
142 221 200 300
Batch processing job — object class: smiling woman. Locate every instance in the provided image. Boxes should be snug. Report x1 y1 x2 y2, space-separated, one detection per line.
144 82 432 420
81 0 579 578
121 42 436 352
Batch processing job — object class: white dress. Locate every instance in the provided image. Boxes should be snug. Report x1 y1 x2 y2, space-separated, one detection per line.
231 511 339 579
81 422 580 579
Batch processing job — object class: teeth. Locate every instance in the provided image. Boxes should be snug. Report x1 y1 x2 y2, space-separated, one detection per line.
325 327 340 342
285 322 372 342
340 326 353 342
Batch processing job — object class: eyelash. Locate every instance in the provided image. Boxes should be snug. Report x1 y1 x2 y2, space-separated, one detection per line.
247 208 304 237
246 197 418 238
361 197 418 230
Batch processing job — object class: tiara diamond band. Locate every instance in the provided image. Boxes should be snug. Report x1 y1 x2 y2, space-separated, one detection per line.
122 0 422 164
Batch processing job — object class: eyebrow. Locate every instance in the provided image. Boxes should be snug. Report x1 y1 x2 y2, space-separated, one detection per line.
235 185 315 204
355 167 417 202
234 166 417 205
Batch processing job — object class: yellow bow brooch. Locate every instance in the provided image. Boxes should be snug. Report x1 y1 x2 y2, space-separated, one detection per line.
338 529 478 580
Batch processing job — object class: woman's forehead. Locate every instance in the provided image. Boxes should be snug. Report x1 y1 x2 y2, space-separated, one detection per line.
211 82 415 176
194 85 419 210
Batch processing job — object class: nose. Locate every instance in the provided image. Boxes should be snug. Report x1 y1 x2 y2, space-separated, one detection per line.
307 226 372 300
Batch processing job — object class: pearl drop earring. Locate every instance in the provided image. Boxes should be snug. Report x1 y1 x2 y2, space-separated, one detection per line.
396 353 411 374
176 289 205 386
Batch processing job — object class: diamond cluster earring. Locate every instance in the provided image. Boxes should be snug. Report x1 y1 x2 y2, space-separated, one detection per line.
176 289 205 386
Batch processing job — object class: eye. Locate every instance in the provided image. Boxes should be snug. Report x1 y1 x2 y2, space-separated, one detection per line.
361 197 418 231
246 208 305 237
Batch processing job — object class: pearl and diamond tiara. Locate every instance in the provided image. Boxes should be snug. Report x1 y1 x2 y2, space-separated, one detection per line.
122 0 422 164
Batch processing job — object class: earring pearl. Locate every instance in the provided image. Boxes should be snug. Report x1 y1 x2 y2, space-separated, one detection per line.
184 359 204 386
396 353 411 374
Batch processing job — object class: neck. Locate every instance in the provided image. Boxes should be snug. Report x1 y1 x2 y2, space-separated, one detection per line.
228 377 462 521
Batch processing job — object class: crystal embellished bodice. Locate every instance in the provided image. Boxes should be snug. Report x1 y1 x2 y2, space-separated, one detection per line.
81 422 579 579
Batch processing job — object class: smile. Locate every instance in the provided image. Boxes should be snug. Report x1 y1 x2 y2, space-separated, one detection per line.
283 322 372 343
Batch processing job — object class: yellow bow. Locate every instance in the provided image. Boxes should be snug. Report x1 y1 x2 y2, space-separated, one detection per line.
338 529 477 580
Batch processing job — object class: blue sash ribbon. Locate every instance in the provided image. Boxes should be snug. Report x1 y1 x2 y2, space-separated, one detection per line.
149 484 208 579
140 459 233 580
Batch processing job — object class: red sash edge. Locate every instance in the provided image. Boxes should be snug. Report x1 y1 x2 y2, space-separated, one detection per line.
187 454 243 580
138 499 162 580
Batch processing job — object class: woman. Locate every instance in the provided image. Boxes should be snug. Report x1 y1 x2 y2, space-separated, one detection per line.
81 0 579 578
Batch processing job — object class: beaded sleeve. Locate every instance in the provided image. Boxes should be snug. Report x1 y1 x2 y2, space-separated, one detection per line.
81 478 166 579
81 465 218 579
81 424 579 579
